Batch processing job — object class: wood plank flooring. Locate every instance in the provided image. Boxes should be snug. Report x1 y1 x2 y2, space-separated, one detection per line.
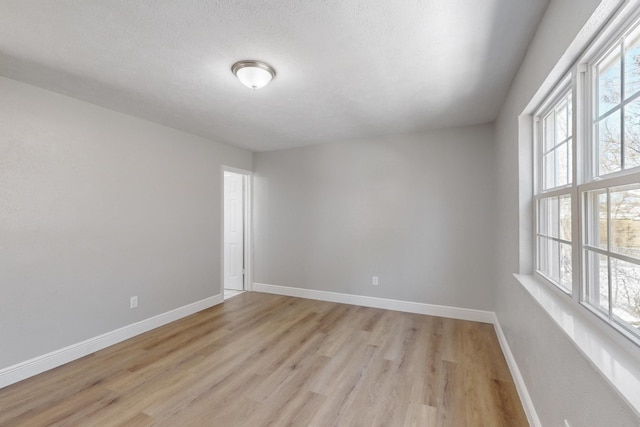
0 292 528 426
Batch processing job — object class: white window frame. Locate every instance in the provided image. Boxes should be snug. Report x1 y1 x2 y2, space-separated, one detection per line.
579 9 640 346
533 7 640 347
534 82 576 296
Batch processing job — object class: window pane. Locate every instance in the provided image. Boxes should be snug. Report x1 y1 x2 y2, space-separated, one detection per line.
610 257 640 332
598 110 622 175
585 250 609 312
560 243 572 292
557 143 569 186
538 198 549 236
598 45 622 116
543 152 555 190
537 194 571 293
624 25 640 100
538 236 559 282
624 99 640 169
600 192 609 249
538 236 548 275
539 91 572 191
556 100 568 141
549 196 559 238
560 195 572 241
584 190 608 250
610 186 640 259
549 238 560 283
544 111 555 151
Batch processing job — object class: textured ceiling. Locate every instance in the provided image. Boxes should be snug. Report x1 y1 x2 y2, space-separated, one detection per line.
0 0 549 151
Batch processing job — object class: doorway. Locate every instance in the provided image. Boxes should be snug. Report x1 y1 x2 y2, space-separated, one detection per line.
222 167 251 300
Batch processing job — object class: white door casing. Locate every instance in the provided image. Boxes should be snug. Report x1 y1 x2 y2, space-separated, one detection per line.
224 172 244 290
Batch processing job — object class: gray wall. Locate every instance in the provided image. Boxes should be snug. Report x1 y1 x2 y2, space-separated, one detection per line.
494 0 640 425
253 125 496 311
0 76 251 369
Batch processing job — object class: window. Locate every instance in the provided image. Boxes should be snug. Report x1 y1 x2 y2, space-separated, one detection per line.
595 22 640 176
535 90 573 294
585 18 640 340
541 92 573 190
534 13 640 344
584 185 640 332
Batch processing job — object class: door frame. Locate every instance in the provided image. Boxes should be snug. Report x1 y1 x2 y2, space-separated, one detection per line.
221 165 253 294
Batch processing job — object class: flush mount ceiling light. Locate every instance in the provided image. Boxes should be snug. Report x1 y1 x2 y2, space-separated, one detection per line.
231 60 276 90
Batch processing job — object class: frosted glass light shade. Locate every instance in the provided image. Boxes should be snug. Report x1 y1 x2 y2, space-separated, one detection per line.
232 61 276 90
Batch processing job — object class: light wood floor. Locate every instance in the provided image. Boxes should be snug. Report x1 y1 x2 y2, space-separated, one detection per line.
0 292 528 426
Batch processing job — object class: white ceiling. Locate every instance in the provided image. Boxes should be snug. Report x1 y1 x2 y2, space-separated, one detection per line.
0 0 549 152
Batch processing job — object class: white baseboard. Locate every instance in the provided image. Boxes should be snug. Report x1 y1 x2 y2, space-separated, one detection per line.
1 286 540 427
0 294 223 389
493 314 541 427
252 282 495 324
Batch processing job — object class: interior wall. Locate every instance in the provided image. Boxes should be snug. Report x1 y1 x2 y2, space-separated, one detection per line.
253 124 496 311
0 76 252 369
494 0 640 425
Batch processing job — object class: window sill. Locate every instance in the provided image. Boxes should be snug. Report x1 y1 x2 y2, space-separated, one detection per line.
514 273 640 417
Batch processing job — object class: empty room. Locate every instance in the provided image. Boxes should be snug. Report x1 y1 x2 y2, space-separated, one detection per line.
1 0 639 426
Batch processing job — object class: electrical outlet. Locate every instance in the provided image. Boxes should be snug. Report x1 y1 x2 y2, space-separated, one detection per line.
130 296 138 309
372 276 379 286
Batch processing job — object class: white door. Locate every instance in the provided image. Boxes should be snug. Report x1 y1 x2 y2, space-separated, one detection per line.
224 172 244 290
